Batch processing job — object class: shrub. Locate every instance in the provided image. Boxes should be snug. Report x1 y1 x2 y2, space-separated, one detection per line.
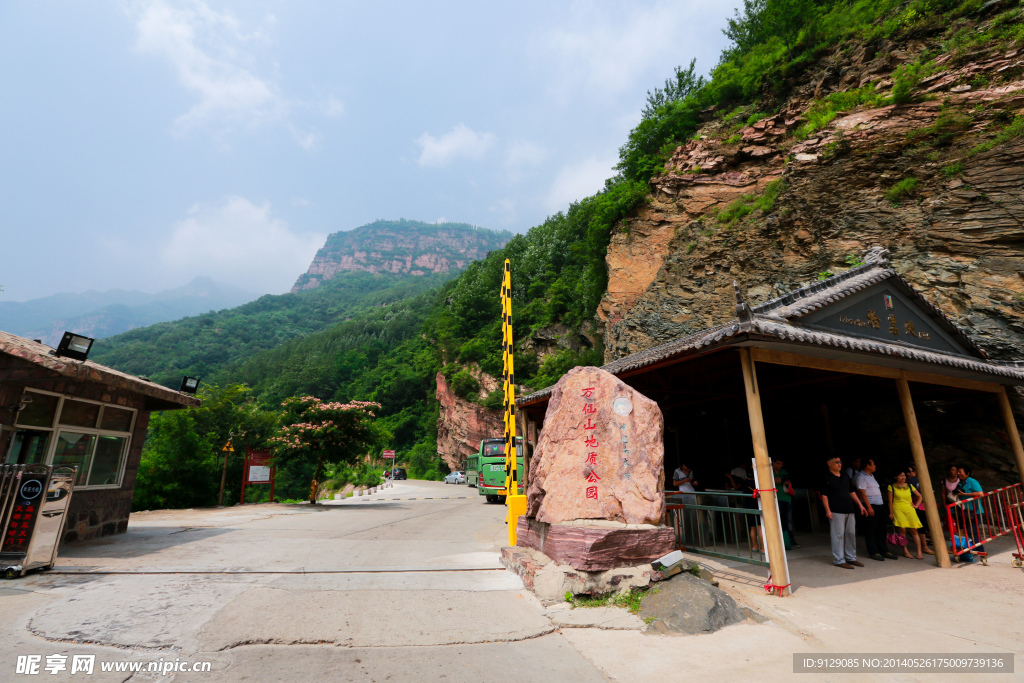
449 369 479 398
885 177 920 206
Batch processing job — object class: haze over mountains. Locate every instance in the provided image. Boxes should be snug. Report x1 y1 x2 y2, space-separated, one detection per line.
87 219 512 387
0 277 257 347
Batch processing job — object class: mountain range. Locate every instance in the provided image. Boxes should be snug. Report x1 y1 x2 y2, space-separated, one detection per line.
0 277 257 347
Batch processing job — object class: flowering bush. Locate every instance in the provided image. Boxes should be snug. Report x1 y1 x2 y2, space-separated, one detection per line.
269 396 387 503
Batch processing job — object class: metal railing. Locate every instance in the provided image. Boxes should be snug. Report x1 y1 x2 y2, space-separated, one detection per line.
945 482 1023 565
665 490 768 567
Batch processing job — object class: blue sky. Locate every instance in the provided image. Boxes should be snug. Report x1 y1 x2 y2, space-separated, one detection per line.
0 1 740 302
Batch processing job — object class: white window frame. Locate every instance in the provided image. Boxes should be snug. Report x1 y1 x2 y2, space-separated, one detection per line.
7 388 137 490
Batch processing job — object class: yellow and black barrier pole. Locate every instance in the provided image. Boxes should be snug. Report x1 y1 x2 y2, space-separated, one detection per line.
502 259 527 545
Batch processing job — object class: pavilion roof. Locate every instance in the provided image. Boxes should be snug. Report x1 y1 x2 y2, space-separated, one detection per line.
518 247 1024 406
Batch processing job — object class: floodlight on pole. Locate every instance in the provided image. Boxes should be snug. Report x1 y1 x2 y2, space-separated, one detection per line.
180 376 201 394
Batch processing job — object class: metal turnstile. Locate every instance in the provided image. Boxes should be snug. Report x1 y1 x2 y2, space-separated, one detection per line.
1 464 77 579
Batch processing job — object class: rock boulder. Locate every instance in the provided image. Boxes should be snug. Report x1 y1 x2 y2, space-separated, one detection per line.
526 366 665 525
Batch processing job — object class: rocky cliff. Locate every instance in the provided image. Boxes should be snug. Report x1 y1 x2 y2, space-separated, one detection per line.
292 219 512 293
600 40 1024 364
435 371 504 471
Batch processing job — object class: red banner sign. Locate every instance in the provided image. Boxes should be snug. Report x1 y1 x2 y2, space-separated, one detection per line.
383 450 395 459
240 448 276 504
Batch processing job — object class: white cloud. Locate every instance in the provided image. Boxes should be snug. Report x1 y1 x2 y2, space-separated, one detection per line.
534 1 731 101
503 141 547 183
160 196 324 294
128 0 285 135
320 96 345 118
415 123 496 167
545 156 616 212
488 198 518 225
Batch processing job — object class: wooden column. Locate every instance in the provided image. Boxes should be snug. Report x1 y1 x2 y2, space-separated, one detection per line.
739 349 790 595
997 387 1024 485
519 411 533 490
895 375 951 568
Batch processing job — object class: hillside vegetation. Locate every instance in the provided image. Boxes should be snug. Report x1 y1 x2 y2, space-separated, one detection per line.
126 0 1024 505
90 270 454 388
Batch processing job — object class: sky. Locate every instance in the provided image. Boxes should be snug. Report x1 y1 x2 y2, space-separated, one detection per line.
0 0 740 302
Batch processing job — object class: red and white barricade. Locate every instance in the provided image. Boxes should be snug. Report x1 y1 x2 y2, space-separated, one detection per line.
945 482 1023 566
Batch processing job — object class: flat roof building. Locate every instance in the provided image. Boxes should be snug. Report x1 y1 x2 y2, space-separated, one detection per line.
0 331 199 543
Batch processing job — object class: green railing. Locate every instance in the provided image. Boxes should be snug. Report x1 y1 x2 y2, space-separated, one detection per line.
665 490 768 568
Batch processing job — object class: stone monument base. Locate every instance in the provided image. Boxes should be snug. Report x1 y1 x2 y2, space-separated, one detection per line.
501 545 664 605
515 517 675 572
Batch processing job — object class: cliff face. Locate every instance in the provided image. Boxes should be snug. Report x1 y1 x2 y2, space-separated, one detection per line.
292 219 511 293
435 371 503 472
600 42 1024 364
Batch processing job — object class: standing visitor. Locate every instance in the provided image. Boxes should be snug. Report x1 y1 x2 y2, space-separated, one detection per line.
844 457 861 481
673 463 697 504
772 458 799 548
957 465 987 554
888 469 925 559
856 459 896 561
821 456 867 569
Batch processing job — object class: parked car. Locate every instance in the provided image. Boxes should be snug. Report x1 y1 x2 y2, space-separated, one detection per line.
444 471 466 485
391 468 407 480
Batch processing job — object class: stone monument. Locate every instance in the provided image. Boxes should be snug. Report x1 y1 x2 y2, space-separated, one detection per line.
517 366 675 571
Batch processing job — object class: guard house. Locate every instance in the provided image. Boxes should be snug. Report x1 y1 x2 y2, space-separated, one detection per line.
517 248 1024 584
0 332 199 543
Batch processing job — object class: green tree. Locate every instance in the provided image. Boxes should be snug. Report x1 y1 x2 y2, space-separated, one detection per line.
270 396 387 503
133 383 276 510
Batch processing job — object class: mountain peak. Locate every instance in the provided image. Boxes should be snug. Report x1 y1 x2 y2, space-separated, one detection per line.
291 219 512 293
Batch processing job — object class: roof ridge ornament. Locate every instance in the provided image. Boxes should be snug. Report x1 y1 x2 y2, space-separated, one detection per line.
862 246 891 266
734 281 753 322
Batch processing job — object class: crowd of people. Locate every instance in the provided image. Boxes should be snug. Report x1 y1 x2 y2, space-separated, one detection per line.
823 457 987 568
667 456 988 568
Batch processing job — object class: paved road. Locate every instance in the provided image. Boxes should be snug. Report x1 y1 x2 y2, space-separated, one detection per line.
1 480 607 682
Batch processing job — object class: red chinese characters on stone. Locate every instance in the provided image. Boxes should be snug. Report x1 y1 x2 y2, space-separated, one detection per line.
586 486 598 500
585 452 597 465
584 435 599 448
583 418 597 430
586 471 601 483
582 403 597 415
581 387 595 399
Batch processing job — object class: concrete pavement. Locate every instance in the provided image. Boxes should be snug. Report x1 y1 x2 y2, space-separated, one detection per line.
2 479 1021 681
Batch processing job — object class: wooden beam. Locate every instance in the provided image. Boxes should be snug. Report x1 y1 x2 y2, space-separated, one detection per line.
739 348 790 596
997 388 1024 486
751 348 1003 394
896 375 951 568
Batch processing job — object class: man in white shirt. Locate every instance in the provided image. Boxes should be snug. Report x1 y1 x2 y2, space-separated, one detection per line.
673 464 696 492
855 459 895 561
673 463 697 505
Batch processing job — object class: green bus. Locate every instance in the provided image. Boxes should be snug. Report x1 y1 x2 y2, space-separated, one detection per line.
474 437 524 503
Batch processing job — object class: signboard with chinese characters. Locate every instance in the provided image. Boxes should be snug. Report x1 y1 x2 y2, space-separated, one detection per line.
801 283 969 355
245 450 274 485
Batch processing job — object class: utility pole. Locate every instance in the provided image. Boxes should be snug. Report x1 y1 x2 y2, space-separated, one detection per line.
218 436 234 507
